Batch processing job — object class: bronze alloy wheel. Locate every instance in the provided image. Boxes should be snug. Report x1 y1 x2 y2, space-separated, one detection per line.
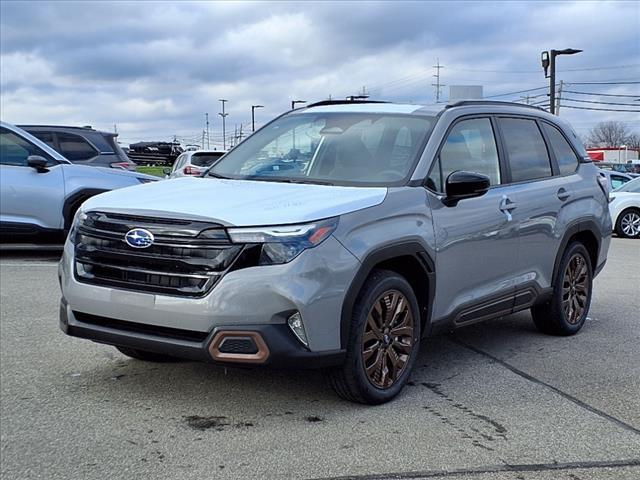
562 253 590 324
361 289 415 389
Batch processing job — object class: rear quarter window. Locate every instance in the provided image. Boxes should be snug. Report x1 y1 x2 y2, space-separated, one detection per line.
542 123 579 175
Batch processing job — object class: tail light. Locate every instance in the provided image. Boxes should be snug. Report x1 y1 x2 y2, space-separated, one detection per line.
183 166 202 175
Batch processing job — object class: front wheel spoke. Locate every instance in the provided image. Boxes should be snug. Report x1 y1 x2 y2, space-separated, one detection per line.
392 339 412 355
366 349 384 376
366 316 383 340
390 325 413 337
363 342 380 362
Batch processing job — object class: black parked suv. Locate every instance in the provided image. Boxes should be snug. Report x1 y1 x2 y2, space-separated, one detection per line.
19 125 137 171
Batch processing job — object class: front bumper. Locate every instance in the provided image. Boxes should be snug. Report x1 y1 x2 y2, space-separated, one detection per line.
59 298 345 368
59 234 358 366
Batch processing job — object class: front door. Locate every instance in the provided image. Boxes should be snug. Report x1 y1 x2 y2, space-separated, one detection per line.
426 117 520 324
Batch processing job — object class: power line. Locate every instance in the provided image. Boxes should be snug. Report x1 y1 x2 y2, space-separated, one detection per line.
563 90 640 98
562 97 640 107
565 81 640 85
484 86 548 99
560 105 640 113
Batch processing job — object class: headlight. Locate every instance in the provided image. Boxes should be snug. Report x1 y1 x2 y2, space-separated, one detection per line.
68 210 87 242
227 217 338 265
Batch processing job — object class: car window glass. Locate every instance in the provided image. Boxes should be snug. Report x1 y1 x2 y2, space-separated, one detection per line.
499 118 552 182
0 127 54 166
191 153 224 167
542 123 579 175
610 175 629 190
31 131 58 150
57 132 98 162
427 118 500 192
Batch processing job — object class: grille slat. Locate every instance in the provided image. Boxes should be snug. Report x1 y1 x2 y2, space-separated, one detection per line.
74 212 241 297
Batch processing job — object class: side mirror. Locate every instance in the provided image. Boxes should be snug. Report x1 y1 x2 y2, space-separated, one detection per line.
27 155 49 173
443 171 491 206
162 167 172 176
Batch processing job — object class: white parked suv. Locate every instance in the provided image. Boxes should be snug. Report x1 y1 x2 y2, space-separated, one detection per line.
165 150 226 178
609 177 640 238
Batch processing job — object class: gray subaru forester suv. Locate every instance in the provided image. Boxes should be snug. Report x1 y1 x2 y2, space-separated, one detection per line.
59 100 611 404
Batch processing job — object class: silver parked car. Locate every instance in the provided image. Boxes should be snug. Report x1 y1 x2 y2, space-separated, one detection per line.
58 101 611 404
165 150 226 178
0 122 157 245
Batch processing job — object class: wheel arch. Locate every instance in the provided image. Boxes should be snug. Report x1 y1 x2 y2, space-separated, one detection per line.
340 242 435 348
62 189 108 230
552 220 601 284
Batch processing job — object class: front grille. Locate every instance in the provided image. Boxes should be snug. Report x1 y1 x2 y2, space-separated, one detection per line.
74 212 242 297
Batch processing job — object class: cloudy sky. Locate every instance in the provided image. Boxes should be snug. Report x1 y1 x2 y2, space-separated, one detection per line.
1 1 638 148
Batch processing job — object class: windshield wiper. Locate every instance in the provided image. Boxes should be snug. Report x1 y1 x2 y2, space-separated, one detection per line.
207 171 231 179
242 176 334 186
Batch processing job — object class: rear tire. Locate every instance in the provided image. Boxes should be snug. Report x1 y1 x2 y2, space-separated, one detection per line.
116 346 182 362
326 269 421 404
531 242 592 336
615 208 640 238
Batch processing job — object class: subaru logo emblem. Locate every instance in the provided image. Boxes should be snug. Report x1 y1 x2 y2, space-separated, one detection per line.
124 228 154 249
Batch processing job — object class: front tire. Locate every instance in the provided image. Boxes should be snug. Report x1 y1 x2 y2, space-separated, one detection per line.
615 208 640 238
326 270 421 404
116 346 181 362
531 242 593 336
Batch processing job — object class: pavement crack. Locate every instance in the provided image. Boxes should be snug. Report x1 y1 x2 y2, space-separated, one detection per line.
452 337 640 436
311 458 640 479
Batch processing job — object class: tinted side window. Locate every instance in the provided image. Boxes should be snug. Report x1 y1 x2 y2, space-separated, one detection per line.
57 133 98 161
31 131 58 150
499 118 552 182
0 128 53 166
542 123 579 175
427 118 500 192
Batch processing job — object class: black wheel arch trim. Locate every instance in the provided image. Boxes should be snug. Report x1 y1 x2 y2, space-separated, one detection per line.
552 219 602 284
62 188 108 230
340 240 436 349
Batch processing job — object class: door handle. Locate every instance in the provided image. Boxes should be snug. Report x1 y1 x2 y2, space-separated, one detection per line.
557 188 570 201
499 195 517 222
499 195 517 211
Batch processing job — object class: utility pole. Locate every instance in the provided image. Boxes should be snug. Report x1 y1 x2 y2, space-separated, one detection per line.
520 94 531 105
202 130 205 149
218 99 228 150
205 113 210 149
251 105 264 132
432 58 445 103
555 80 564 115
238 124 244 143
541 48 581 115
114 124 118 134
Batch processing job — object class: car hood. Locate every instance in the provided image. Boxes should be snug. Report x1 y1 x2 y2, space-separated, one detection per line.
81 177 388 226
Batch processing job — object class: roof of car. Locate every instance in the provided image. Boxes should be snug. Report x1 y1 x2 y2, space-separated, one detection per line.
300 99 550 117
18 125 115 135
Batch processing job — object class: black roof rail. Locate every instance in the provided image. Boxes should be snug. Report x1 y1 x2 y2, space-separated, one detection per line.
444 100 547 112
18 124 97 131
305 99 390 108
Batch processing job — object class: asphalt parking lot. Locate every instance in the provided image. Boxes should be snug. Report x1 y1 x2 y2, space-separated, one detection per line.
0 238 638 480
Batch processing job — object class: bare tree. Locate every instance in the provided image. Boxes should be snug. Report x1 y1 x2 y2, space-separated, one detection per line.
587 121 630 148
624 133 640 150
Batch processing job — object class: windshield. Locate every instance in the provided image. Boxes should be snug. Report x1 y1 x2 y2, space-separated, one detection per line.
191 152 224 167
615 177 640 193
209 112 434 186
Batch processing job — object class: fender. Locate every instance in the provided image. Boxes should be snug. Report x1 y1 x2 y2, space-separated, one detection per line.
340 241 436 348
63 189 108 230
551 219 602 285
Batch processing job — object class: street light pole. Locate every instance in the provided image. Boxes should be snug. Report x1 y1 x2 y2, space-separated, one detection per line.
218 99 228 150
251 105 264 132
541 48 582 115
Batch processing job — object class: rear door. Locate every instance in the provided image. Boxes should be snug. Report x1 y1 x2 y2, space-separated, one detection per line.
427 116 520 324
495 117 580 295
0 127 66 233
